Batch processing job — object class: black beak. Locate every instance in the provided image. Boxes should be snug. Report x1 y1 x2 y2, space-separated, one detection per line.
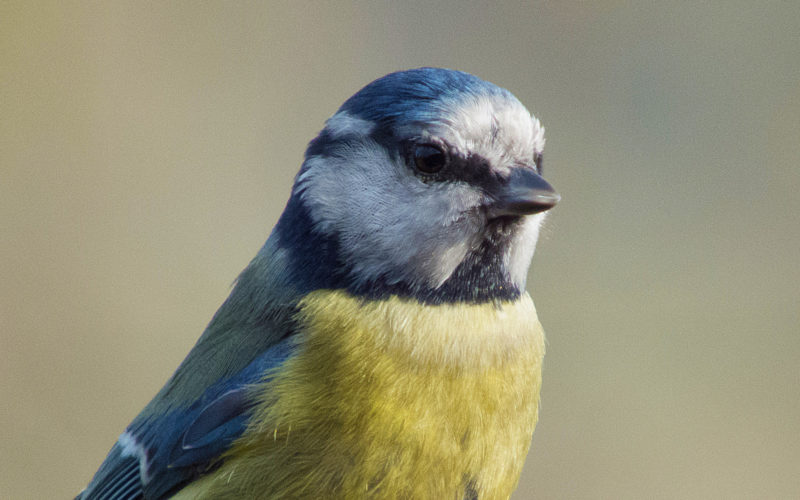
488 167 560 217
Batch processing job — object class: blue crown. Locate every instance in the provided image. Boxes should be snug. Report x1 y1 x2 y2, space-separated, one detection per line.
338 67 518 127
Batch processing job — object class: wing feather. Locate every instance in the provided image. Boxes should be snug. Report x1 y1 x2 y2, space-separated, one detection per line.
78 338 294 500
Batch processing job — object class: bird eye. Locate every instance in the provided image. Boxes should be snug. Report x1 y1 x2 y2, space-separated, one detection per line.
534 152 544 174
413 144 448 174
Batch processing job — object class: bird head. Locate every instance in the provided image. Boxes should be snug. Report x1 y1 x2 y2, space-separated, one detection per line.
274 68 559 304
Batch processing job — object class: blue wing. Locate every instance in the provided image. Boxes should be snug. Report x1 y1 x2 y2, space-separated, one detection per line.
78 338 294 500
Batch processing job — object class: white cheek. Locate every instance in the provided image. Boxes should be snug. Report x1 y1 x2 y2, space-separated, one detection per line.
299 144 484 288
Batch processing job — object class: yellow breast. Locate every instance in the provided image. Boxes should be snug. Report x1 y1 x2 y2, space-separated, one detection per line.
174 290 545 500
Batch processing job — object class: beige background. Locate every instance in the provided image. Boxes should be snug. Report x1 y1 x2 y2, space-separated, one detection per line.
2 2 799 499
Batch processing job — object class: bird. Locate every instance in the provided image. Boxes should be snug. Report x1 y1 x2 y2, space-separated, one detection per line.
77 67 560 500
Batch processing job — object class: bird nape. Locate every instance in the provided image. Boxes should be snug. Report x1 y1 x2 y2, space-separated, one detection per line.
77 67 559 500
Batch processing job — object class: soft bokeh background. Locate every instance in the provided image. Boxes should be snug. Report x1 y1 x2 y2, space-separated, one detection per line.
2 2 798 498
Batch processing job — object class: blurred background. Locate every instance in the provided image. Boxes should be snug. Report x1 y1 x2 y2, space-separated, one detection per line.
2 2 798 499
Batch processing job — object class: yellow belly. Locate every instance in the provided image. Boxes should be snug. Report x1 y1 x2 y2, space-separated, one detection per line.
173 290 545 499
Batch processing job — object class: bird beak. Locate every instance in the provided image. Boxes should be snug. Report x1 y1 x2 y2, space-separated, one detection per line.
488 167 560 217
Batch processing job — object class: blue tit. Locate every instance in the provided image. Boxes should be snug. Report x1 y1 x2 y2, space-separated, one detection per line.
77 67 560 500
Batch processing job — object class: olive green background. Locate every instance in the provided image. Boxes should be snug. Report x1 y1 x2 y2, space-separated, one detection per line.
2 2 798 499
